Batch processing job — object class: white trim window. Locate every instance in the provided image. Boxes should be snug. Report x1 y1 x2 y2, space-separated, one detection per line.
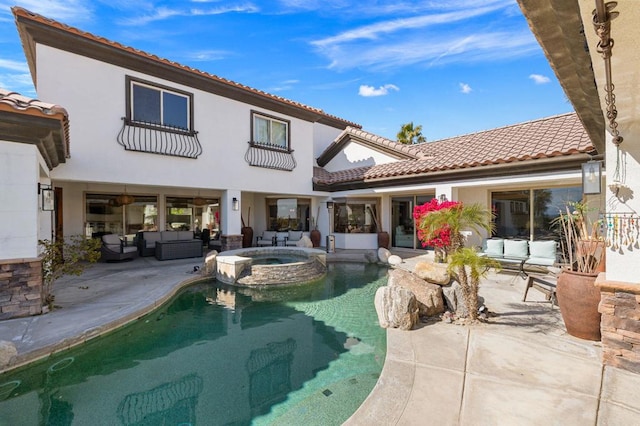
252 111 290 150
128 77 192 132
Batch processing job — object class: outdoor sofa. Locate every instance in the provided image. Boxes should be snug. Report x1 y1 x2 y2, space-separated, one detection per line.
480 238 558 278
137 230 203 260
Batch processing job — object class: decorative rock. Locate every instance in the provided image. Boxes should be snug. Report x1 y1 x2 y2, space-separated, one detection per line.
378 247 391 263
388 255 403 266
296 236 313 248
414 261 451 285
374 286 419 330
388 269 445 317
202 251 218 276
441 281 467 317
0 341 17 368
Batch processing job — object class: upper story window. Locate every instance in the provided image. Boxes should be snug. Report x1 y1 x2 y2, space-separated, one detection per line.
119 76 202 158
251 111 290 150
127 76 192 132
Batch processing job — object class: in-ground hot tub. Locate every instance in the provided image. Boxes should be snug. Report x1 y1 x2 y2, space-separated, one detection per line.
215 247 327 286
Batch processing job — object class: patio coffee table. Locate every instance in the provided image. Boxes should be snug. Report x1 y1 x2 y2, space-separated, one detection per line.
155 239 203 261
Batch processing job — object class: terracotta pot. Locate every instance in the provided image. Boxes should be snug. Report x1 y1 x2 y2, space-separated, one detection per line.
310 229 321 248
556 269 601 341
241 227 253 248
377 231 390 249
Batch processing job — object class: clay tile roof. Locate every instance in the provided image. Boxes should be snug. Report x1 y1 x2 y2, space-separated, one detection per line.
0 87 70 168
11 6 359 129
316 126 430 167
314 112 595 186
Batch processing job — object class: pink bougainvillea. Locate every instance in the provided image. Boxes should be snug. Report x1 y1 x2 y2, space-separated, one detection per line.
412 198 462 249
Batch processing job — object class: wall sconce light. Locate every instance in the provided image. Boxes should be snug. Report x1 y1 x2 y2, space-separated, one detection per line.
326 201 334 210
38 183 54 211
438 194 448 203
582 160 602 194
232 197 239 211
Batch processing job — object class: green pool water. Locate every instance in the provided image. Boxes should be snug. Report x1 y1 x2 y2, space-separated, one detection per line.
0 263 388 425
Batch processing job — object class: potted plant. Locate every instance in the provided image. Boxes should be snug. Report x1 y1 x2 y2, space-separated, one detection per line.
310 206 321 247
554 201 605 341
414 199 497 321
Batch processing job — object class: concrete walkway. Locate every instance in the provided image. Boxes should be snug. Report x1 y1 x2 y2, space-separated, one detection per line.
1 250 639 425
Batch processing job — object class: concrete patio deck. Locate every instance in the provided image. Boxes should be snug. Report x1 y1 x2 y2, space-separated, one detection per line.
1 249 639 425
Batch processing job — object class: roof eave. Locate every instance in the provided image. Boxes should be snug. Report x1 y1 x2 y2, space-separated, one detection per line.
517 0 605 154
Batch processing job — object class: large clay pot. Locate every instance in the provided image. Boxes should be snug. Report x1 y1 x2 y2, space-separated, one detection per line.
556 269 601 341
377 231 390 249
241 227 253 248
310 229 321 248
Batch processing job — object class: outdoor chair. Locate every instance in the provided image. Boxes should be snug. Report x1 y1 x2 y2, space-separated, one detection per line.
276 232 289 246
101 234 138 262
285 230 304 246
256 231 277 246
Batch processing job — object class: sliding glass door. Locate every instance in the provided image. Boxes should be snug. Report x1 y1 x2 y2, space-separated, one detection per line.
391 195 434 249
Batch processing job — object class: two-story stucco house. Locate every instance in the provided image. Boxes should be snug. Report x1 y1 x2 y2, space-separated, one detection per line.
1 7 603 319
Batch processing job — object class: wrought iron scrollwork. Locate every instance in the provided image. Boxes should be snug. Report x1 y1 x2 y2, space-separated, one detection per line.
245 141 297 171
117 118 203 159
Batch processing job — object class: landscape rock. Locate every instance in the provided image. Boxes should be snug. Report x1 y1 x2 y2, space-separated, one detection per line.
202 251 218 276
388 255 403 266
377 247 391 263
388 268 445 317
0 341 17 368
296 235 313 248
414 261 451 285
374 285 419 330
441 280 467 317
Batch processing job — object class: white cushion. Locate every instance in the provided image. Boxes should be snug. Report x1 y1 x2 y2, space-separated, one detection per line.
484 239 504 256
504 239 528 258
528 240 557 260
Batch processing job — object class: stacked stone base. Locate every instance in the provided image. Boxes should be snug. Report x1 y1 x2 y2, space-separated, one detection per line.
597 275 640 374
0 258 43 320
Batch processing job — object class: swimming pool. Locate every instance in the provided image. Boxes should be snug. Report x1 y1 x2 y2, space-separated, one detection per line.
0 263 387 425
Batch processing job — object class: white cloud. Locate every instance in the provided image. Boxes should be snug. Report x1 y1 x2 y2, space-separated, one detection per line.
0 59 29 73
0 73 35 94
358 84 399 97
529 74 550 84
120 3 259 25
309 1 537 71
459 82 472 94
186 50 231 61
0 0 94 22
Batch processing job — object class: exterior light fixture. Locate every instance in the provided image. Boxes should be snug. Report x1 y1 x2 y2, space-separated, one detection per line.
39 183 54 211
116 186 135 206
232 197 239 211
582 160 602 194
327 201 334 210
438 194 448 203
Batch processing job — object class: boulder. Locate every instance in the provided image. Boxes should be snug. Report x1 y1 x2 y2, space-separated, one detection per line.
441 282 485 318
414 261 451 285
378 247 391 263
388 269 445 317
296 235 313 248
374 286 419 330
388 255 403 266
202 251 218 276
0 341 17 368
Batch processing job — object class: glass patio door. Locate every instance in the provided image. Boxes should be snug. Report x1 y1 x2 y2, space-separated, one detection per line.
391 195 434 249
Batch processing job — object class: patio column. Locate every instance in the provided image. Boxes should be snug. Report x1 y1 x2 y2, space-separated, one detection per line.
220 190 242 251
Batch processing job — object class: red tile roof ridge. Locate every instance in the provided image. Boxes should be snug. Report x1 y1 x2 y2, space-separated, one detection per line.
11 6 358 128
0 87 68 117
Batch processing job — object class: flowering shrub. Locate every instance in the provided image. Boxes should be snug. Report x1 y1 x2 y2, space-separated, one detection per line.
413 198 461 250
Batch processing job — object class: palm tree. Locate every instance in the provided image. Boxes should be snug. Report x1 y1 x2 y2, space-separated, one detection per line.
416 202 497 321
447 248 501 321
397 122 426 145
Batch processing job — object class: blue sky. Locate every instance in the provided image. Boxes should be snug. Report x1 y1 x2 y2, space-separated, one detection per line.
0 0 573 141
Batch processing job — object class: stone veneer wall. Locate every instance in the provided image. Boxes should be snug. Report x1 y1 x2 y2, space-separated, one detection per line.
0 258 43 320
221 235 243 252
597 275 640 374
